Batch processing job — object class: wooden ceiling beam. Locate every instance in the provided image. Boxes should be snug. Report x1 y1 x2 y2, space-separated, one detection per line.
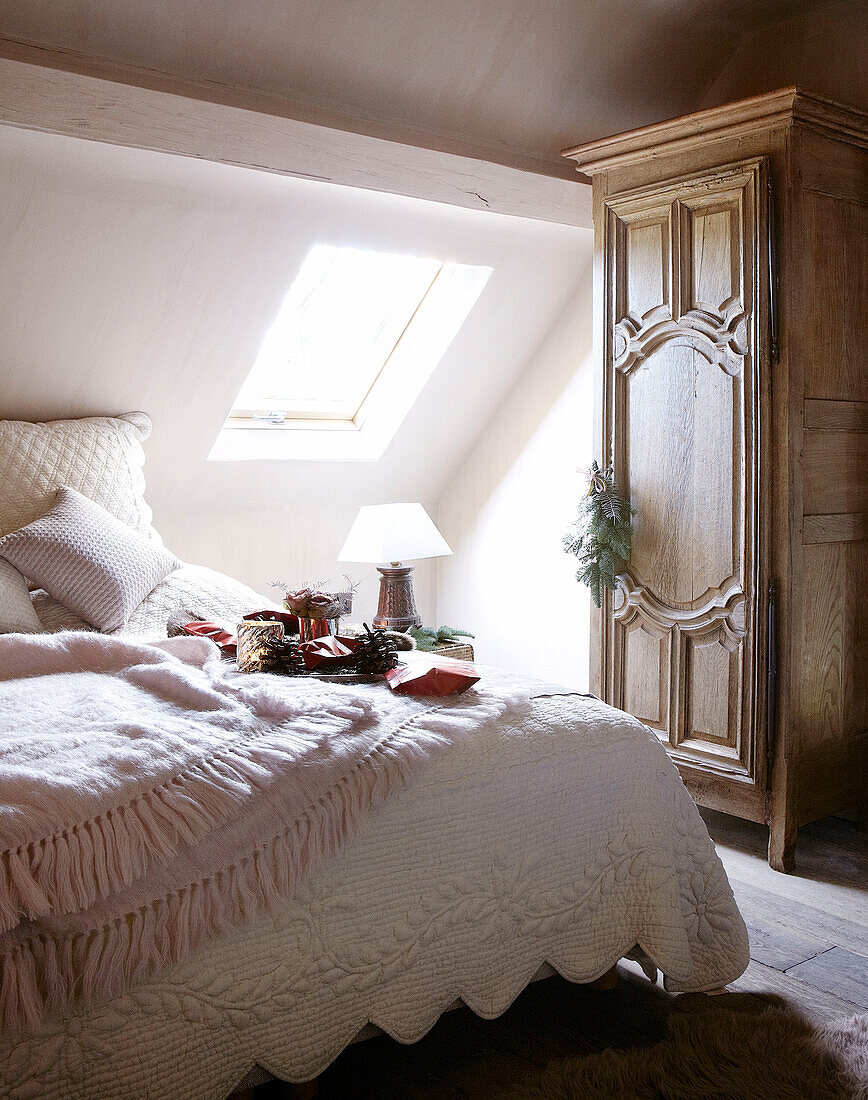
0 37 591 228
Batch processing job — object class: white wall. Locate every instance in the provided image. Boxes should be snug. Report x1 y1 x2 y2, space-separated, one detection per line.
433 0 866 690
436 254 594 689
4 7 856 670
0 125 588 625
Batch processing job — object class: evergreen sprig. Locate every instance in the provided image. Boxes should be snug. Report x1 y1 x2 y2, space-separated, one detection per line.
563 461 633 608
408 625 475 652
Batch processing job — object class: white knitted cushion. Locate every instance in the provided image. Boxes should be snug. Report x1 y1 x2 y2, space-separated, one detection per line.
0 559 43 634
0 412 159 541
32 565 277 637
0 488 180 632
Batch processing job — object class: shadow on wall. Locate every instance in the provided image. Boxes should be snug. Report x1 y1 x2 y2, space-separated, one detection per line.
436 256 595 690
699 0 867 111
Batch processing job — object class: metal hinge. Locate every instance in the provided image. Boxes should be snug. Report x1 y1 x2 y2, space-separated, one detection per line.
767 173 779 360
766 580 777 775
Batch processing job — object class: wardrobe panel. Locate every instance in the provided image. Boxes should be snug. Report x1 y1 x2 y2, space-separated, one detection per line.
607 162 760 775
682 631 743 758
801 540 868 746
615 206 672 324
681 200 742 316
623 344 738 607
618 615 670 732
799 186 867 402
802 430 868 515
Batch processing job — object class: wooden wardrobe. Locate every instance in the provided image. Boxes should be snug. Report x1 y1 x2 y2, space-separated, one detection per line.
563 88 866 871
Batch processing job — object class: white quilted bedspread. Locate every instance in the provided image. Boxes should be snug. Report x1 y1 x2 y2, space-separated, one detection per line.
0 672 749 1100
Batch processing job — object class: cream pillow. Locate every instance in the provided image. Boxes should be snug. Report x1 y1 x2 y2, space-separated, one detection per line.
0 558 43 634
0 488 180 632
0 411 159 541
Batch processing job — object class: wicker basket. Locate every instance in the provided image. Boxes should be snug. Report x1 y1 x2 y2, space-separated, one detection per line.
433 641 474 662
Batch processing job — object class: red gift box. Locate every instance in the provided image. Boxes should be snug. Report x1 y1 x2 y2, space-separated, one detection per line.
385 655 480 696
181 621 237 657
299 635 357 670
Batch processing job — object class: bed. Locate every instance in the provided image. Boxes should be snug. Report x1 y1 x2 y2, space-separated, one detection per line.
0 412 750 1100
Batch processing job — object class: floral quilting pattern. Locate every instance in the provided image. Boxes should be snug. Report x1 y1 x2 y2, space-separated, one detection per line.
0 685 749 1100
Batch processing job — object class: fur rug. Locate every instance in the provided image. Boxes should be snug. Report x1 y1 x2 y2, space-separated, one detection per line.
504 1007 868 1100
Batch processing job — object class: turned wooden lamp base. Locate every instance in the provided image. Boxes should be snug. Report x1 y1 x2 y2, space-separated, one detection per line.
373 564 422 631
340 505 451 633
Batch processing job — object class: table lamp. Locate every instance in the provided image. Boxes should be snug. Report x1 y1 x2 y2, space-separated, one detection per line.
338 503 452 630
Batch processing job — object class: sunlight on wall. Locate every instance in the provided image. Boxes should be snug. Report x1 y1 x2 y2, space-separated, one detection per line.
0 125 588 625
435 259 594 690
211 253 492 462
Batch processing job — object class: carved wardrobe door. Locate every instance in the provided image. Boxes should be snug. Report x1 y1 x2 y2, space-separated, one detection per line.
602 160 766 792
569 90 867 869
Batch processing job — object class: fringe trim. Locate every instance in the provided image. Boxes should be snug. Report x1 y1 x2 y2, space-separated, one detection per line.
0 697 378 936
0 690 527 1034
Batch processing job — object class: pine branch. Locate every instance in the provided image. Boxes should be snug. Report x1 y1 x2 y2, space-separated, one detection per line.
598 491 623 523
436 626 475 641
564 461 633 606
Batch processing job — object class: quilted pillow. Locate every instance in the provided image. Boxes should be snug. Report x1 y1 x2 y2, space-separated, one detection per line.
0 488 180 632
0 559 43 634
31 564 279 638
0 411 159 542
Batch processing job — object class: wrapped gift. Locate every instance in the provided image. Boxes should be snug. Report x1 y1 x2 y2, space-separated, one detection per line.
299 635 357 671
179 621 238 657
385 655 479 696
236 620 285 672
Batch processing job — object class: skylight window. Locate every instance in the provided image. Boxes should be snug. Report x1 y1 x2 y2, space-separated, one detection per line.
231 246 444 423
214 244 491 461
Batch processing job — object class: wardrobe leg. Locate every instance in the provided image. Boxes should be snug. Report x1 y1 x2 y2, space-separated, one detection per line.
768 814 797 873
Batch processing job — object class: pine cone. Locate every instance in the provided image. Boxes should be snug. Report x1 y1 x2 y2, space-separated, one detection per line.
354 624 399 675
263 635 307 676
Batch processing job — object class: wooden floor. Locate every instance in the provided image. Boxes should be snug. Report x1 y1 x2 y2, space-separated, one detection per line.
253 811 868 1099
700 810 868 1020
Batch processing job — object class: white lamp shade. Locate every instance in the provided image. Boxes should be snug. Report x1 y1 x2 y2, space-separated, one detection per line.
338 503 453 564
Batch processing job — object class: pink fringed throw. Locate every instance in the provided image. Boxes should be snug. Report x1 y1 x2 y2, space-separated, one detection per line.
0 633 527 1033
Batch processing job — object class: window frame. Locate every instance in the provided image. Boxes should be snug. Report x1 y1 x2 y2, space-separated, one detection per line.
226 248 445 429
211 257 492 462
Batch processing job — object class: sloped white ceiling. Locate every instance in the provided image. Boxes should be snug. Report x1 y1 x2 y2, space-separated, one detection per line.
0 0 854 613
0 0 839 176
0 124 588 603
